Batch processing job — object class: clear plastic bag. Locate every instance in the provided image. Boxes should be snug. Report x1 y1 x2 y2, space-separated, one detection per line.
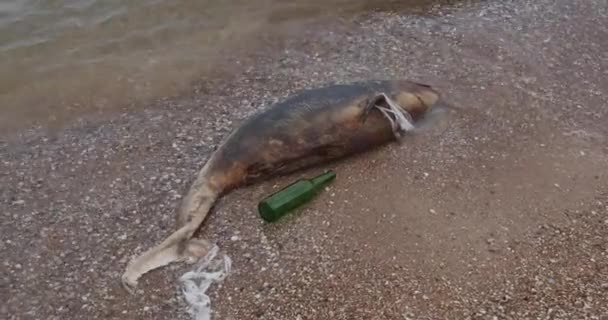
179 244 232 320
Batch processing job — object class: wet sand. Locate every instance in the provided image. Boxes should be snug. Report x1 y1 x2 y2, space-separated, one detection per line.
2 0 607 319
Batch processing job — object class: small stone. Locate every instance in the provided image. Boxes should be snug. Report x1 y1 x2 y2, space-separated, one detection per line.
429 209 436 214
230 235 240 241
12 200 25 205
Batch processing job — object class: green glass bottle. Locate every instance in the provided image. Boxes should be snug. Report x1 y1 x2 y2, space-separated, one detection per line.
258 170 336 222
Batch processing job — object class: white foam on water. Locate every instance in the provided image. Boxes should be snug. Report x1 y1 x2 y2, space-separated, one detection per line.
179 244 232 320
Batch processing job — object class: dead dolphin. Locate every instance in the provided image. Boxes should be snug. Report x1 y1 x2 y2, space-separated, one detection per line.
121 79 441 291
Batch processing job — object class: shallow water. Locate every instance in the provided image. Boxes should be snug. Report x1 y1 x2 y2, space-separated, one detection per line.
0 0 452 133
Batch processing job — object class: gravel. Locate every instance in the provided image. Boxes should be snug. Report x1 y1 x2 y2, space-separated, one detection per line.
2 0 607 319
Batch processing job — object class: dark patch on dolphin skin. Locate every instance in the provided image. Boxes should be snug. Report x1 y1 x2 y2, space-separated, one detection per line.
176 193 216 228
207 79 439 190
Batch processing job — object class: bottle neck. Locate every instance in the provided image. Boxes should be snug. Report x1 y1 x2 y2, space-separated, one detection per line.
310 171 336 189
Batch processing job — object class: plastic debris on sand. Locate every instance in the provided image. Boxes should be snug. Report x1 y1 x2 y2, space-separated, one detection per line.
179 244 232 320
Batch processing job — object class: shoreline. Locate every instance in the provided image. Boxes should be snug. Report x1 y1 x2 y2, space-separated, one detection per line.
0 0 459 138
2 1 607 319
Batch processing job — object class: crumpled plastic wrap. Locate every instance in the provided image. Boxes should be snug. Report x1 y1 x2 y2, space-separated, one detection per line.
179 244 232 320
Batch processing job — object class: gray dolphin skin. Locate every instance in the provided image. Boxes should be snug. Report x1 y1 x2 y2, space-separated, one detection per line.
121 79 442 291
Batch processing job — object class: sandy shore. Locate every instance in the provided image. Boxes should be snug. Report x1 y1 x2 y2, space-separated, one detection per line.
2 0 607 319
